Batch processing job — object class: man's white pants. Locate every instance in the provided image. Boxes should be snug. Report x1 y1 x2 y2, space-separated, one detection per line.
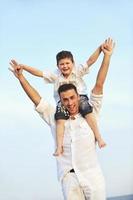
62 172 85 200
61 172 106 200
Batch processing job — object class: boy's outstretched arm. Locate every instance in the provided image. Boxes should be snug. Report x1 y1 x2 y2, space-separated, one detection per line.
86 45 102 67
9 60 41 106
92 38 115 95
11 59 43 77
79 41 104 76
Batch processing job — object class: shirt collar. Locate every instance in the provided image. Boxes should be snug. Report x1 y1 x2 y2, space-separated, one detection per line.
69 113 81 120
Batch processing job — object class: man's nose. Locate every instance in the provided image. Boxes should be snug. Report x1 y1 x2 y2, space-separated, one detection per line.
68 99 72 106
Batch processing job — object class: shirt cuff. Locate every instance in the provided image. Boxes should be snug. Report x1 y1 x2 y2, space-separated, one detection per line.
35 98 48 113
90 91 103 98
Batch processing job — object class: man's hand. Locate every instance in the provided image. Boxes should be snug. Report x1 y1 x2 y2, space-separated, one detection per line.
9 59 41 106
101 38 115 56
9 59 23 78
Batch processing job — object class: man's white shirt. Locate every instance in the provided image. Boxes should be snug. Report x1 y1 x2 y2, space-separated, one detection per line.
35 91 105 191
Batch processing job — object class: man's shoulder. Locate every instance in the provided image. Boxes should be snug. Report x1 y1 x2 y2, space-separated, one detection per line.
89 92 103 116
35 98 55 119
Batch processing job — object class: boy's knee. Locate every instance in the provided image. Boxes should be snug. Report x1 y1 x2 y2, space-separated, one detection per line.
79 103 93 117
55 105 69 120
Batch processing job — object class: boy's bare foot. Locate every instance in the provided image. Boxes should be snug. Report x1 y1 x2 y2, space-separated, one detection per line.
53 146 63 156
97 139 106 148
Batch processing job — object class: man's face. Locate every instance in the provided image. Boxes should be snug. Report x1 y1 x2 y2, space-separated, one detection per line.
60 89 80 116
58 58 74 78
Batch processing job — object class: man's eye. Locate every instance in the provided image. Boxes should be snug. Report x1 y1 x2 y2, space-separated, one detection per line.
63 99 67 102
70 97 74 100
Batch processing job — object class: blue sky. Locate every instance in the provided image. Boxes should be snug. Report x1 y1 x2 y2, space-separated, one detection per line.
0 0 133 199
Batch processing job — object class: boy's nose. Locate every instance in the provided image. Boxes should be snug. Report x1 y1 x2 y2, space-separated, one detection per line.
64 64 68 68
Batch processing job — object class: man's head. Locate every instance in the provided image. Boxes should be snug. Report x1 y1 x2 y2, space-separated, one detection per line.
56 51 74 78
58 84 80 116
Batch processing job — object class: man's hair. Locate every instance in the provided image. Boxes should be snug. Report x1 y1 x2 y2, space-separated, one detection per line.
58 83 78 96
56 50 74 65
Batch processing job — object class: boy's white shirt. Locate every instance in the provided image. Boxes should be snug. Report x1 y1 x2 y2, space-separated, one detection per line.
42 63 90 103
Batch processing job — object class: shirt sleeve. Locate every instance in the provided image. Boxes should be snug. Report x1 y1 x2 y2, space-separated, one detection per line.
77 63 90 77
89 92 103 119
35 98 55 126
43 70 58 83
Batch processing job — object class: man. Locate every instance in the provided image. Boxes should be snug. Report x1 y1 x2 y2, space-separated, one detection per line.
9 38 115 200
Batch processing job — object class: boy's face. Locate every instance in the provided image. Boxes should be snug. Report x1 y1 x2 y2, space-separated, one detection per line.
60 89 80 116
57 58 74 78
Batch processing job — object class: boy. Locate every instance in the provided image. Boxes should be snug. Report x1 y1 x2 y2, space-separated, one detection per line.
11 39 110 156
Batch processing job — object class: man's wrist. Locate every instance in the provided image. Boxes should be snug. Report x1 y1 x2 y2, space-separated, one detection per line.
18 74 24 81
104 53 112 57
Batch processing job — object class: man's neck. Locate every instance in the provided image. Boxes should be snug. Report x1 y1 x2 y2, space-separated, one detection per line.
69 112 79 120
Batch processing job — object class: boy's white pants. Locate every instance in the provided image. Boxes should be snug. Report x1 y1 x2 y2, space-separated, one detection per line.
61 172 106 200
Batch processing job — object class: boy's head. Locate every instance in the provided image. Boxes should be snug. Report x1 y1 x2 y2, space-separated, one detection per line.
56 50 74 65
58 83 80 116
56 50 75 78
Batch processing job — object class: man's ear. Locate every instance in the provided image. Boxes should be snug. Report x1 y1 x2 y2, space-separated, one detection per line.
60 96 62 104
78 94 80 101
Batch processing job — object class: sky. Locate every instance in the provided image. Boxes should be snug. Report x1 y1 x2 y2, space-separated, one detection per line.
0 0 133 199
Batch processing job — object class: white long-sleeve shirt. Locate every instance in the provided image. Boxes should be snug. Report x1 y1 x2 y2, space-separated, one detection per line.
35 92 105 192
43 63 90 103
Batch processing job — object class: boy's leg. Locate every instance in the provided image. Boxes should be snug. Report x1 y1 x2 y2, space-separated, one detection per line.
85 113 106 148
62 172 85 200
53 119 65 156
79 95 106 148
54 103 69 156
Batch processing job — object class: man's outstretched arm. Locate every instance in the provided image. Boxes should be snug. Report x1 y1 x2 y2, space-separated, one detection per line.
9 61 41 106
92 38 115 95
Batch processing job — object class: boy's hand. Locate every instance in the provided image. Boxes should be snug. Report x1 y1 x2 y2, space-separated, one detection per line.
101 38 115 56
9 59 23 78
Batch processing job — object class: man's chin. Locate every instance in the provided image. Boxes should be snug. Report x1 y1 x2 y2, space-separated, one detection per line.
68 109 77 115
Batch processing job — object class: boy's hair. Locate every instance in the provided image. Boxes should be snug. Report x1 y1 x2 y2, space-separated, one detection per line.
56 50 74 65
58 83 78 96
